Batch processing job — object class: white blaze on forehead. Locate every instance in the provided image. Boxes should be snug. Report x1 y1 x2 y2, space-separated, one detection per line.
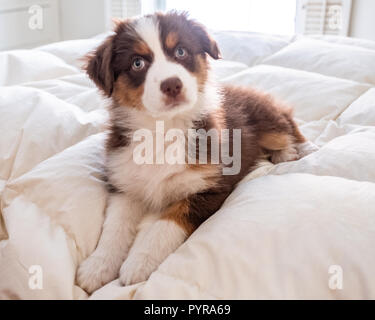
134 16 165 61
134 16 199 118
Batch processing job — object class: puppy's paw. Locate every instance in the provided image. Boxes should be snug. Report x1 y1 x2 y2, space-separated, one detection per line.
76 254 118 294
119 253 158 286
297 141 319 158
271 145 299 164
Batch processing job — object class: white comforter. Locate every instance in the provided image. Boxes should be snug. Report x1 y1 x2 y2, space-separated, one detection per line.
1 31 375 300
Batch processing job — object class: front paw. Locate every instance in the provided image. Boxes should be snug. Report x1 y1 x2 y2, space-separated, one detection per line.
297 141 319 158
271 146 299 164
119 253 158 286
76 254 118 294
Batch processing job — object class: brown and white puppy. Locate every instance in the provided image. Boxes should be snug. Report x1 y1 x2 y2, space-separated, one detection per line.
76 11 318 293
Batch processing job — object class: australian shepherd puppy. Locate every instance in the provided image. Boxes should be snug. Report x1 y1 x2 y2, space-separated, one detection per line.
77 11 317 293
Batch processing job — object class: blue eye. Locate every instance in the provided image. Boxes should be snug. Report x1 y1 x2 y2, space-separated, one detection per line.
132 57 145 71
175 47 187 59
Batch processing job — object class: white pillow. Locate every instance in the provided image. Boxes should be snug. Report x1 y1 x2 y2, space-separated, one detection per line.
220 64 370 122
212 31 291 66
262 38 375 85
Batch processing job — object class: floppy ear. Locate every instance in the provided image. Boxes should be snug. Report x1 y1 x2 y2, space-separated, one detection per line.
85 36 115 96
204 34 221 60
190 20 221 60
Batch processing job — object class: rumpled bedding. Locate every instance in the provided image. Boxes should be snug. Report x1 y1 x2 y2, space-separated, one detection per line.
1 31 375 299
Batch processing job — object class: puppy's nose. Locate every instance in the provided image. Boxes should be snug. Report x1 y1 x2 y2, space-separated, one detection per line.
160 77 183 98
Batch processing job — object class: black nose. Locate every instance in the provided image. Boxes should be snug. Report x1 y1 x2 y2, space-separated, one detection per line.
160 77 183 98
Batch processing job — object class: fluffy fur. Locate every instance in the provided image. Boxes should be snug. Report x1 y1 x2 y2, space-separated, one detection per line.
76 11 318 293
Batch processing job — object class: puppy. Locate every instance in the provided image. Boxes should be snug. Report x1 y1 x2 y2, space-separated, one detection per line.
76 11 317 293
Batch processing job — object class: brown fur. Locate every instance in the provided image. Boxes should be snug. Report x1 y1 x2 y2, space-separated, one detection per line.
164 85 306 231
161 199 193 234
106 121 131 150
85 35 115 96
158 12 221 61
112 74 145 110
165 31 179 49
85 19 153 99
133 40 152 56
259 132 291 151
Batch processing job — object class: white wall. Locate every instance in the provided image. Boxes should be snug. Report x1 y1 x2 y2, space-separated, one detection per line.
59 0 110 40
349 0 375 41
0 0 61 50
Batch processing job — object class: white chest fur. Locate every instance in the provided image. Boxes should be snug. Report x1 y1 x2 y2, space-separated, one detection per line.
107 119 213 211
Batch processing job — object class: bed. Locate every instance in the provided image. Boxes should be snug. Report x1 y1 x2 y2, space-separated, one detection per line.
1 30 375 299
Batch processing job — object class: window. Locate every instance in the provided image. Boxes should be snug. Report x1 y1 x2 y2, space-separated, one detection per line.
165 0 297 35
111 0 141 18
110 0 353 36
295 0 352 36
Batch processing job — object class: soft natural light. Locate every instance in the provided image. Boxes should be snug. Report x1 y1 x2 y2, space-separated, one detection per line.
165 0 297 35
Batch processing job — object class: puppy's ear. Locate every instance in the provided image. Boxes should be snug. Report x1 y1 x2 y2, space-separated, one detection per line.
85 36 115 96
191 21 221 60
203 34 221 60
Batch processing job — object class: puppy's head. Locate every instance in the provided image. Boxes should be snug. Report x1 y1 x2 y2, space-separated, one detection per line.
86 11 220 117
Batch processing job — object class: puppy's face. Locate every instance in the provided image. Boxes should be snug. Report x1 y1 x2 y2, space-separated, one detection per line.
86 12 221 118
